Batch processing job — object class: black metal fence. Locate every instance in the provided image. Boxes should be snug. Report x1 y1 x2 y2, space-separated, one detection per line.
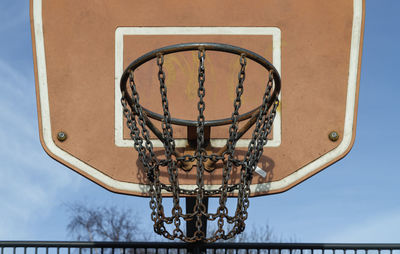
1 242 400 254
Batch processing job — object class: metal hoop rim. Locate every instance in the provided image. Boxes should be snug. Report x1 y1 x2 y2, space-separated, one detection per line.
120 42 281 127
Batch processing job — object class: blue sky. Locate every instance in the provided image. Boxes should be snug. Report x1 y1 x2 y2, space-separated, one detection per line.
1 0 400 243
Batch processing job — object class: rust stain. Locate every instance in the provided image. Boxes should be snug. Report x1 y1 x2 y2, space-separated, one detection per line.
185 52 198 100
227 56 240 102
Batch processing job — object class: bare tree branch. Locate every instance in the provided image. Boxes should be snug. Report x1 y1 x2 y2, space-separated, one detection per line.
65 203 142 242
65 202 290 244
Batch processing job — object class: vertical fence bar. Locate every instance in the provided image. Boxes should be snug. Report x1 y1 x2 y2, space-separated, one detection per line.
1 242 400 254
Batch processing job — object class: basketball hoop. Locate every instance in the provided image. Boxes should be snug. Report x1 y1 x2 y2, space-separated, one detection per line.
120 43 281 242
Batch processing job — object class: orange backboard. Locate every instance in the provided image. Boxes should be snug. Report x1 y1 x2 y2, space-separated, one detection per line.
31 0 365 196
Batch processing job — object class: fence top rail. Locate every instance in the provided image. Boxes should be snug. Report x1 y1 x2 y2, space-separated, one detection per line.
0 242 400 250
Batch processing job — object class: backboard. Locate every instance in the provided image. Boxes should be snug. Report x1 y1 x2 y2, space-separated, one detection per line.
31 0 365 197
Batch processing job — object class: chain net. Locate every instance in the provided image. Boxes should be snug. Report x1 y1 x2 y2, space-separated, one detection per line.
121 47 279 243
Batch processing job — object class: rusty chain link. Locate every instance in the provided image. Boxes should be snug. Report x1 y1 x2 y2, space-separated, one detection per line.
121 45 280 243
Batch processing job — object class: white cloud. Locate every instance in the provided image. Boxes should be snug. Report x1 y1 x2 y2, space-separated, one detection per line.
0 58 81 239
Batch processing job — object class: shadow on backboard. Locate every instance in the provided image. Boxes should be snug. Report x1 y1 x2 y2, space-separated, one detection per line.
134 149 275 195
